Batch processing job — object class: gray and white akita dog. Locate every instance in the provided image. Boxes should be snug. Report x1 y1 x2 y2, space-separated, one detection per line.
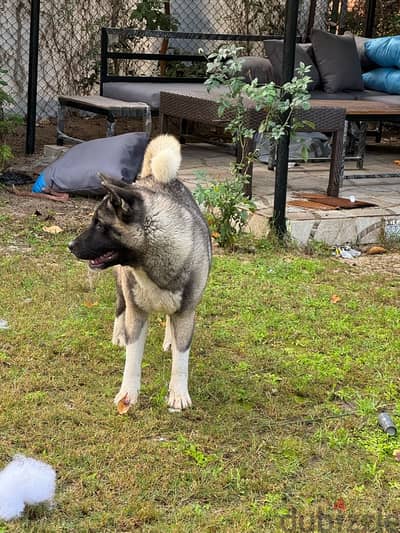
69 135 212 412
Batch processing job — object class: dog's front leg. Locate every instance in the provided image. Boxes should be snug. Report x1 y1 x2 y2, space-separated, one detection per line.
112 269 127 347
168 310 195 410
114 313 148 413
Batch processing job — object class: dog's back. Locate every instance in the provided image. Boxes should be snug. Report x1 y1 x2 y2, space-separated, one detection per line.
136 135 211 311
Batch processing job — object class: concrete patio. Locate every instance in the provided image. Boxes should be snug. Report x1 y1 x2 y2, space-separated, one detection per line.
178 140 400 246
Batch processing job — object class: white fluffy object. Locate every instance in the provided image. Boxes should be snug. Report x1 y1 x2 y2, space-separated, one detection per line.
0 454 56 521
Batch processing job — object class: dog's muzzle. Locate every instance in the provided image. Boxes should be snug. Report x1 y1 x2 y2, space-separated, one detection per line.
68 240 77 255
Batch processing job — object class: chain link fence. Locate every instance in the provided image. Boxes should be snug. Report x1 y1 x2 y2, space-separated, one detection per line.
1 0 343 120
344 0 400 37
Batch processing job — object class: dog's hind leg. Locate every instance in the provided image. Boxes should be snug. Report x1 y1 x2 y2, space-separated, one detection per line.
167 310 195 410
162 315 172 352
114 310 148 413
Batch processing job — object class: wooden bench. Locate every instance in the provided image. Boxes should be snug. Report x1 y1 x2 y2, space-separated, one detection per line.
56 95 151 145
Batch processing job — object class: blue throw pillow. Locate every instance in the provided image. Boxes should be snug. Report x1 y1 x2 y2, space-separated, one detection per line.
365 36 400 68
363 68 400 94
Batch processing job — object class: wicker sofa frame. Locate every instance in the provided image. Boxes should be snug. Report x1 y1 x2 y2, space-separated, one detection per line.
159 87 347 198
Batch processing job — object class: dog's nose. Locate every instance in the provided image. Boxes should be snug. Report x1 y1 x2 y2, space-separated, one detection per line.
68 240 76 252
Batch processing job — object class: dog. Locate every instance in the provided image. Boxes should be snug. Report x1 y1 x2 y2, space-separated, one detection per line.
69 135 212 412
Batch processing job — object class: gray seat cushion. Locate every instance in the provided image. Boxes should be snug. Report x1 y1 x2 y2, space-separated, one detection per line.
354 90 400 105
102 82 205 111
263 40 320 90
311 29 364 93
310 90 359 100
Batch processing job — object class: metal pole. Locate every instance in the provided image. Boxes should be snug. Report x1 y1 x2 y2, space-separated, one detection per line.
25 0 41 154
365 0 376 38
272 0 299 239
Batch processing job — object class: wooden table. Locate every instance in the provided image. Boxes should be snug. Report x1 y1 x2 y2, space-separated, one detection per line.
311 99 400 171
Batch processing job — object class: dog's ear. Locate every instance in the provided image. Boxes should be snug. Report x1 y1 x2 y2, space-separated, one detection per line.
99 173 143 218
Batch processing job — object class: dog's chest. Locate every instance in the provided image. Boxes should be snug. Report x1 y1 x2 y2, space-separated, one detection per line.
131 268 182 314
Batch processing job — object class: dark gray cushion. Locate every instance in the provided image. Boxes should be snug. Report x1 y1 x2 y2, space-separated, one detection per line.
263 40 320 90
42 132 149 194
311 29 363 93
239 56 274 84
344 32 378 72
102 81 205 111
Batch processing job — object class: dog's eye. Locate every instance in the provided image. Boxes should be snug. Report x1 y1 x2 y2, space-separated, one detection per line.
96 222 104 232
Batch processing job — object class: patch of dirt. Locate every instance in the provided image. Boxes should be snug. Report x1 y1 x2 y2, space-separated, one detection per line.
338 251 400 277
0 185 97 233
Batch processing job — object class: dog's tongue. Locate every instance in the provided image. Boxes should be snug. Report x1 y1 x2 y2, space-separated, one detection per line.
90 251 117 267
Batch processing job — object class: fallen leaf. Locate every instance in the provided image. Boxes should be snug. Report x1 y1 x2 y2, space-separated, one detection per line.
393 449 400 461
366 246 386 255
43 225 63 234
333 498 346 512
117 393 131 415
331 294 341 304
83 301 98 308
211 231 221 239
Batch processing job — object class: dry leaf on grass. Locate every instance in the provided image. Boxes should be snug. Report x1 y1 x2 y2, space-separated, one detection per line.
333 498 346 512
393 449 400 462
366 246 386 255
331 294 341 304
83 301 98 308
117 393 131 415
43 225 63 234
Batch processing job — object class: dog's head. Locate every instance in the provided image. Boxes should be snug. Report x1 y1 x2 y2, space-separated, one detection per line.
69 175 147 270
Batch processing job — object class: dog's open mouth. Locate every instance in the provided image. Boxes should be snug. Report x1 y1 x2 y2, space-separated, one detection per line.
89 251 118 269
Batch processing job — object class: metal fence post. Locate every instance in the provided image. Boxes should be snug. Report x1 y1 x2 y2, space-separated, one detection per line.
25 0 41 155
272 0 299 239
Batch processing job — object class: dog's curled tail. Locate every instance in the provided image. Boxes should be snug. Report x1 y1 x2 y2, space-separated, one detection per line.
140 134 182 183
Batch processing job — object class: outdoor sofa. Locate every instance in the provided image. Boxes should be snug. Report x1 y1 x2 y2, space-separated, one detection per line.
100 28 400 114
263 29 400 130
100 28 276 113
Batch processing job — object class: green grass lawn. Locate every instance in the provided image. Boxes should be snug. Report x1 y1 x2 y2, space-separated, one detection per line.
0 211 400 532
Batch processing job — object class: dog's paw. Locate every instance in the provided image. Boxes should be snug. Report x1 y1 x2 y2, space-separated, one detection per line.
112 316 127 346
114 388 139 414
112 333 127 347
167 385 192 410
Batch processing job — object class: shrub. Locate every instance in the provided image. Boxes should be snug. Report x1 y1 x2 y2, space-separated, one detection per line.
194 171 256 249
0 70 22 170
194 45 312 247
